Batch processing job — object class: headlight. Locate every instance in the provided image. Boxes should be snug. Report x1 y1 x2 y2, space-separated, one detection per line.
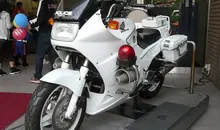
51 22 79 42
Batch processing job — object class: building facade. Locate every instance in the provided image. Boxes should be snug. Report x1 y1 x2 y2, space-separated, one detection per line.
206 0 220 89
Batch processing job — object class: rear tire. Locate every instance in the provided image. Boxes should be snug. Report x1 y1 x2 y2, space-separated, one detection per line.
139 75 164 99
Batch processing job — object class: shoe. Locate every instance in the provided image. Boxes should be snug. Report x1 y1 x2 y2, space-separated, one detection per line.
0 69 7 77
30 78 41 84
10 67 21 75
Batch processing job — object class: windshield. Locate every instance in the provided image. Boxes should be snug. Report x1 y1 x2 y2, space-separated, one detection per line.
55 0 91 20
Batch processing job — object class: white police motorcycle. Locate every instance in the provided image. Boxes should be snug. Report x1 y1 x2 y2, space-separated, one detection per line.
25 0 188 130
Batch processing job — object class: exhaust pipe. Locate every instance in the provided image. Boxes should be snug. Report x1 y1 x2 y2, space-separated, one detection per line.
53 57 62 69
115 64 174 86
115 69 137 86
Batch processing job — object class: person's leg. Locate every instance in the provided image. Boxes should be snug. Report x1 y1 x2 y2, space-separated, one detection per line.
8 41 20 74
30 33 48 84
23 40 29 66
0 40 7 76
48 42 58 71
41 32 57 71
13 41 20 66
14 55 20 66
19 42 28 66
22 55 28 66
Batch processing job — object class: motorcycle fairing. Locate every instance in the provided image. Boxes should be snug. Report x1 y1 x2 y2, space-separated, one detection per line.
50 10 137 115
51 10 125 86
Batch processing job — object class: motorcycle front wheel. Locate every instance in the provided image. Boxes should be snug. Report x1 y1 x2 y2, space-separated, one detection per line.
25 82 86 130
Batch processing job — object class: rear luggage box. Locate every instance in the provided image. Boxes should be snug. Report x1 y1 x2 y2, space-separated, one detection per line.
142 16 168 28
161 35 188 62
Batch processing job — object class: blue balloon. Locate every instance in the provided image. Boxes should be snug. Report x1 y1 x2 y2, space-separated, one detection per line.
14 13 28 28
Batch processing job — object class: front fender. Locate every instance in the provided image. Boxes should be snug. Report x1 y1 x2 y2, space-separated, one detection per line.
40 68 81 96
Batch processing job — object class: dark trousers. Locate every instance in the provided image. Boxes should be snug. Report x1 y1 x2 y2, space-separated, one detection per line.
13 41 28 64
0 40 13 63
0 41 4 64
34 32 58 79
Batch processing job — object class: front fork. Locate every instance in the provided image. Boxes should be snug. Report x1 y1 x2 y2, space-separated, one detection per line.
61 54 89 119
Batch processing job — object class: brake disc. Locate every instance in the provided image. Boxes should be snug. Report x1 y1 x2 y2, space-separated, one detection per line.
52 95 77 130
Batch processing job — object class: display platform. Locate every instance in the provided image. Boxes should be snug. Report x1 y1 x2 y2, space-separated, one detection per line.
9 87 209 130
123 87 209 130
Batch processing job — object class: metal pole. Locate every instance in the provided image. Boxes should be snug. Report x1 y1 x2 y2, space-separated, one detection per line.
187 41 196 94
205 0 211 62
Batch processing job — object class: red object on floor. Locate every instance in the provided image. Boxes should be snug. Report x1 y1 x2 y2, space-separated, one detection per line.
0 92 32 130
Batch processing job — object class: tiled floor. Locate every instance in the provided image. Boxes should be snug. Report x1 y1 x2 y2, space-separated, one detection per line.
1 55 220 130
0 55 49 93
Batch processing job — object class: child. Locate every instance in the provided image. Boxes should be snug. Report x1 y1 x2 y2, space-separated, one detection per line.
14 35 29 67
12 1 28 66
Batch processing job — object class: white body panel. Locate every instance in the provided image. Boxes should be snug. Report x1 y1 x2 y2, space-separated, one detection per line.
107 18 137 45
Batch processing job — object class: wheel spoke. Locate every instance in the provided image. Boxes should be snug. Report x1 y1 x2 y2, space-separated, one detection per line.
41 113 52 127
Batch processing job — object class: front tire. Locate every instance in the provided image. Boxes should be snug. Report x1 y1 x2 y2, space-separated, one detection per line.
25 82 86 130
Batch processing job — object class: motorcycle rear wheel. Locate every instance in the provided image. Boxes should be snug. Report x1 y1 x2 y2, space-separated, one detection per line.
25 82 86 130
139 75 164 99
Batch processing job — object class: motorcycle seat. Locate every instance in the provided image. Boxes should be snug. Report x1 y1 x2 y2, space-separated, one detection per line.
137 28 161 49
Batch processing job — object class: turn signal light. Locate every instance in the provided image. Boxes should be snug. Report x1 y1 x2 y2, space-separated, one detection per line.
108 20 119 30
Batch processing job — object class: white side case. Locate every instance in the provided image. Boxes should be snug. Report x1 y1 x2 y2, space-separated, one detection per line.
161 35 188 62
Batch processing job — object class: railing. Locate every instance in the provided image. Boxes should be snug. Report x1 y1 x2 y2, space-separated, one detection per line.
187 41 196 94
